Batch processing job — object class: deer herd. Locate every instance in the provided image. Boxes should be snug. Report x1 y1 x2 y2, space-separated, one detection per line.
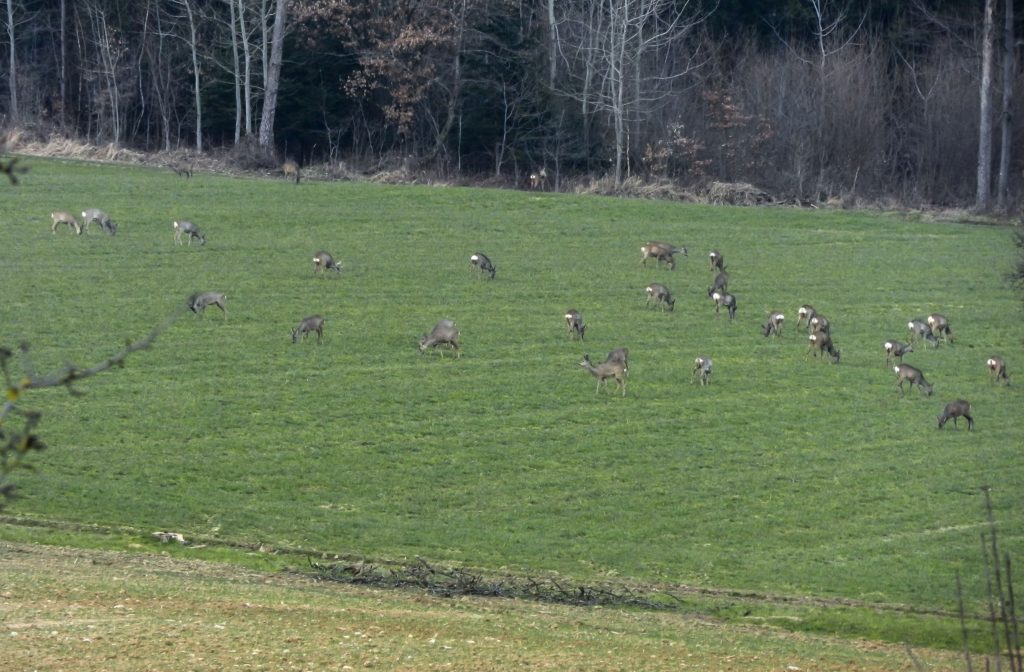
47 193 1010 431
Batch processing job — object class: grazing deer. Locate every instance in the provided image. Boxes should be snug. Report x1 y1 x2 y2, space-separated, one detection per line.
419 319 460 357
172 161 193 178
579 354 626 396
987 356 1009 385
807 330 840 363
692 356 713 386
282 159 301 184
937 399 973 430
50 211 82 235
81 208 117 235
173 220 206 246
797 304 817 331
708 250 726 272
187 291 227 317
708 290 737 319
602 346 626 372
528 167 547 190
808 314 830 336
645 283 675 311
708 271 729 295
640 241 687 270
894 363 933 396
313 251 342 275
908 319 939 347
927 313 954 344
470 252 496 279
292 315 325 344
564 309 586 340
884 340 913 365
761 312 784 337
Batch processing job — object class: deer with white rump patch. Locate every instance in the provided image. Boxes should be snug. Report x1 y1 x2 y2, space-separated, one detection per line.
708 250 726 272
292 315 325 343
187 291 227 317
81 209 117 235
907 319 939 347
645 283 675 311
470 252 496 279
173 220 206 245
797 305 817 331
937 400 973 430
640 241 687 270
708 290 737 319
528 167 546 190
604 347 630 375
692 356 713 386
927 313 954 344
564 309 586 340
50 211 82 235
987 356 1009 385
313 251 342 275
808 314 830 336
761 312 784 337
808 331 840 363
419 319 461 357
894 363 932 396
579 354 626 396
884 340 913 365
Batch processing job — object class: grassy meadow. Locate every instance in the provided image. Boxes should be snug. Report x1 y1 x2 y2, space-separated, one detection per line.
2 157 1023 649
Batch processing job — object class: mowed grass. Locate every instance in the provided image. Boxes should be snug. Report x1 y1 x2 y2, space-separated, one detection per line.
2 157 1022 637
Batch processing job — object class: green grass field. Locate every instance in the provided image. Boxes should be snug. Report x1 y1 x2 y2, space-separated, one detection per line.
2 157 1022 649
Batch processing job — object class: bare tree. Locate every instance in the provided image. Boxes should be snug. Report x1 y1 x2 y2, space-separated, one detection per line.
5 0 17 122
996 0 1014 210
176 0 204 152
976 0 995 211
258 0 288 148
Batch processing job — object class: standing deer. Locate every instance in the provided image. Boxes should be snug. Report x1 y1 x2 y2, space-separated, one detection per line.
708 290 737 319
927 313 954 344
884 340 913 365
908 319 939 347
282 160 301 184
708 271 729 295
528 167 547 190
937 400 973 430
640 241 687 270
173 220 206 246
604 347 630 374
987 356 1009 385
645 283 675 311
808 314 830 336
292 315 325 343
894 363 933 396
187 291 227 317
564 309 586 340
708 250 726 272
313 251 342 275
808 331 841 363
470 252 496 279
172 161 193 178
692 356 713 386
419 319 461 357
50 211 82 235
761 312 785 337
578 354 626 396
81 208 117 235
797 304 817 331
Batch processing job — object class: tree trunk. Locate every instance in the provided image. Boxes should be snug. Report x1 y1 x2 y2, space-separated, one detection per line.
182 0 202 153
976 0 995 211
58 0 66 131
258 0 287 148
6 0 17 122
996 0 1014 210
547 0 556 88
228 0 241 145
238 0 253 136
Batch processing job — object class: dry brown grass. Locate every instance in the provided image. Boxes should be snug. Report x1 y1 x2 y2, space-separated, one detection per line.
0 542 963 671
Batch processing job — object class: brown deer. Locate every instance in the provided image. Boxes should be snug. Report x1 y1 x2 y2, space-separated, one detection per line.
578 354 626 396
987 356 1009 385
50 211 82 235
604 347 630 375
938 400 973 430
187 292 227 317
645 283 675 311
927 313 953 344
692 356 713 386
808 331 840 363
81 208 117 235
907 319 939 347
528 167 547 190
564 309 586 340
419 319 461 357
894 363 933 396
797 304 817 331
640 242 687 270
708 290 737 319
708 250 726 272
761 312 784 337
292 315 325 344
313 251 342 275
884 340 913 365
282 159 301 184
